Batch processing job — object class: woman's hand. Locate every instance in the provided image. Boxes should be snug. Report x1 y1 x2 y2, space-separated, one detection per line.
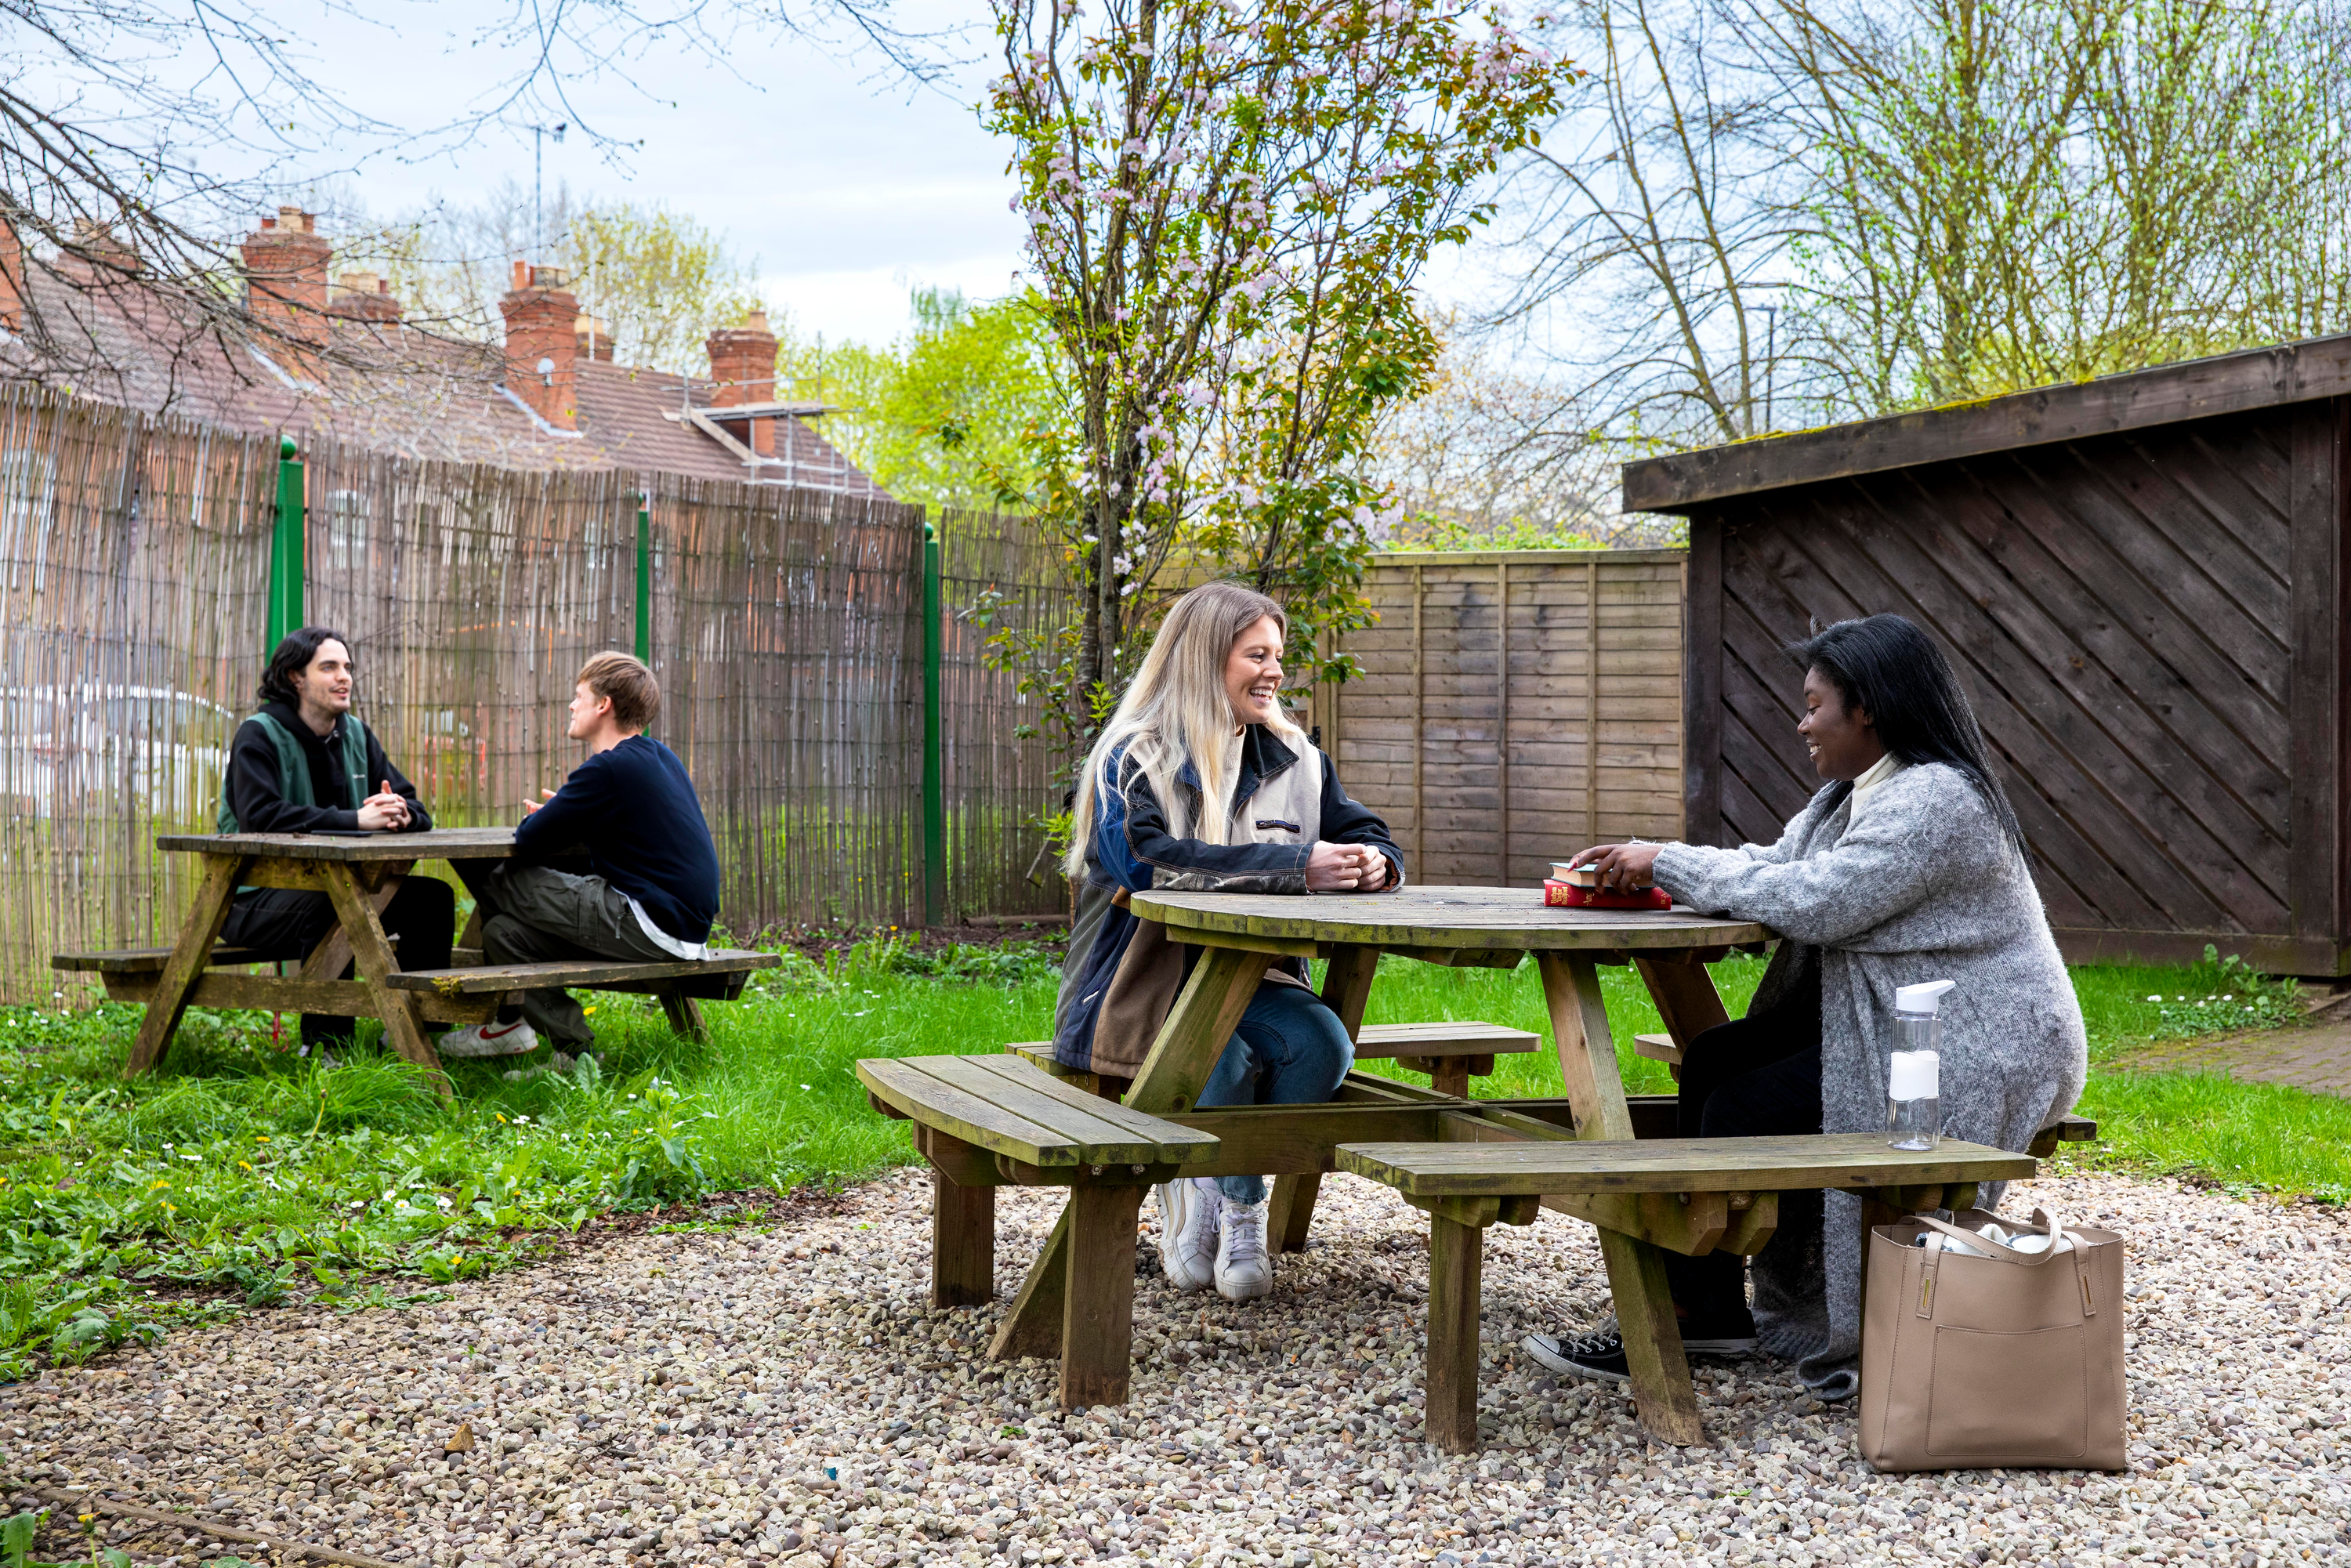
1306 841 1388 893
1568 842 1663 893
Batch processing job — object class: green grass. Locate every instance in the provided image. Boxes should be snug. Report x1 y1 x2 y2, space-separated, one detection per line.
0 932 2339 1378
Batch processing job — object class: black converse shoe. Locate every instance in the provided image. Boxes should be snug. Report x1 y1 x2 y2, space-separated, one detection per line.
1521 1327 1631 1385
1523 1316 1758 1384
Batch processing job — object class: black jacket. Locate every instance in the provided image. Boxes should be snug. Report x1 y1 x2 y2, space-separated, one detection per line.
513 734 720 944
223 701 432 834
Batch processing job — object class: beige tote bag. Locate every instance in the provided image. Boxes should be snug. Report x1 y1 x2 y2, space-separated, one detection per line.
1859 1206 2127 1472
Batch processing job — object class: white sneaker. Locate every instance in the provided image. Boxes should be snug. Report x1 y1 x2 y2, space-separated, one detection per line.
1215 1198 1273 1302
437 1018 541 1058
1157 1177 1223 1292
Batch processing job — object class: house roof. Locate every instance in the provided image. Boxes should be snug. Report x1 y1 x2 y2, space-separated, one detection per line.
1 257 883 495
1621 331 2351 515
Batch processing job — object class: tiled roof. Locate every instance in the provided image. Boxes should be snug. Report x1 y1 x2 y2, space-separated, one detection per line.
1 261 883 495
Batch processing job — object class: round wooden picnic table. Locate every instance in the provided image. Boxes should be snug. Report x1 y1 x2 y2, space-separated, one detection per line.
988 884 1775 1447
1133 881 1770 954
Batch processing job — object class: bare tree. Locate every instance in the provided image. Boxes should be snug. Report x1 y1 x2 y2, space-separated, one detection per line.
1491 0 1812 446
1498 0 2351 439
1368 314 1640 545
1755 0 2351 404
0 0 951 383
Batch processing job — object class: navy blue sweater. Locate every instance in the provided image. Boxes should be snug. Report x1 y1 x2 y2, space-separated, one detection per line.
513 735 720 944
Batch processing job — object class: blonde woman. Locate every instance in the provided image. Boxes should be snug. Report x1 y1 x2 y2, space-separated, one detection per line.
1053 581 1404 1302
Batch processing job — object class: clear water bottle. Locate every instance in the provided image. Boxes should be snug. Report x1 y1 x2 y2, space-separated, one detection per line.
1887 980 1954 1151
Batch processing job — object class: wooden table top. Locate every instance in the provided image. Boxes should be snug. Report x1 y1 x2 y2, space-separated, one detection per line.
154 827 520 861
1129 883 1772 954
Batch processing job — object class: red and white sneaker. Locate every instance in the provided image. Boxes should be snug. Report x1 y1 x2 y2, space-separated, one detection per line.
437 1019 541 1058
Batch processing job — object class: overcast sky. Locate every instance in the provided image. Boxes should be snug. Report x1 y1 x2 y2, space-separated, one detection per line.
191 0 1506 351
261 0 1027 349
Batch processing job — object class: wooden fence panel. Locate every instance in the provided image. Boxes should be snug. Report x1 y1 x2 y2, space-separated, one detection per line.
1317 549 1686 888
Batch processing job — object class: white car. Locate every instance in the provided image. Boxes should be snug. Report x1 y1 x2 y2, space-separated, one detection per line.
0 685 237 822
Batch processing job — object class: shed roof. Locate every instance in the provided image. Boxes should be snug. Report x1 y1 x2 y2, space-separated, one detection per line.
1621 330 2351 515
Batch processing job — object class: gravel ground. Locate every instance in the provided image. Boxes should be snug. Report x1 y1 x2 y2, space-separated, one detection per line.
5 1168 2348 1568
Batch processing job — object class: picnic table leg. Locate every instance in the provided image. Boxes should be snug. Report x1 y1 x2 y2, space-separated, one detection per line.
298 868 404 982
1425 1208 1485 1454
988 1204 1070 1361
988 945 1271 1363
933 1159 995 1309
1598 1229 1707 1445
1060 1182 1146 1409
123 853 246 1078
658 990 710 1045
1537 949 1706 1447
1270 943 1380 1255
1632 954 1733 1056
320 860 449 1098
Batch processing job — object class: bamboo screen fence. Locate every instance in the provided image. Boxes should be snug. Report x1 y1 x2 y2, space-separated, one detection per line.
936 509 1080 919
1311 549 1688 886
0 386 1069 1001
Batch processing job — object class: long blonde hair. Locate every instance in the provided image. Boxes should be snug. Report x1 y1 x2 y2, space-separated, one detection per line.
1063 581 1304 878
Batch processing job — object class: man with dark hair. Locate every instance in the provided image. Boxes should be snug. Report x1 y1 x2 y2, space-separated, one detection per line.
218 627 455 1052
438 650 719 1060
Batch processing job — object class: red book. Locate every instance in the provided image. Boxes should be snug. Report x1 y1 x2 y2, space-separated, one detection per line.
1545 880 1672 911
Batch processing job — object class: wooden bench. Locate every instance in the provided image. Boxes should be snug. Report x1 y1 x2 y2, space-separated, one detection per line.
52 940 511 1027
1630 1034 2100 1158
1005 1018 1539 1099
1335 1124 2037 1452
386 951 778 1044
857 1053 1220 1408
60 945 777 1045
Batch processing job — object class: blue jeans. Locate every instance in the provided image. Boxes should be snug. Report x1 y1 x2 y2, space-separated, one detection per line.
1194 982 1357 1204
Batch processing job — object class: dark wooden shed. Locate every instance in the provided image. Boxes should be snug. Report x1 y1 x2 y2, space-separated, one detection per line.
1624 334 2351 974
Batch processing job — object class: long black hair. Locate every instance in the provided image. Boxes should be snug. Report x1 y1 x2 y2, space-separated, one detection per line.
258 626 351 708
1789 614 2023 851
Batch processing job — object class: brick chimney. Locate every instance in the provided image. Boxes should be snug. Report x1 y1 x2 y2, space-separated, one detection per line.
500 261 580 430
328 271 401 324
0 219 22 332
241 207 331 356
66 219 142 276
706 310 778 456
575 314 614 363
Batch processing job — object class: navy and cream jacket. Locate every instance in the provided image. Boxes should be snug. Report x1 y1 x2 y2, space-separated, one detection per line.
1052 724 1403 1077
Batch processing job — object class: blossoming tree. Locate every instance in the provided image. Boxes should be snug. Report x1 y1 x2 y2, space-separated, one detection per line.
987 0 1581 737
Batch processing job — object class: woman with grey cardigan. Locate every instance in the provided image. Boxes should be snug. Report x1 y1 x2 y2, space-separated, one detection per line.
1523 614 2088 1403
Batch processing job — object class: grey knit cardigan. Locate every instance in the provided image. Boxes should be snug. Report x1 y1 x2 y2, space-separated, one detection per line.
1651 762 2088 1401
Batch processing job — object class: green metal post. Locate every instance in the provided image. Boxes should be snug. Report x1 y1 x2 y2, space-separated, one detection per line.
635 504 652 663
922 520 944 927
267 436 305 651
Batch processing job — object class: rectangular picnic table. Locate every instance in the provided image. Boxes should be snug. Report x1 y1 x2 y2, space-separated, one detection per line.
940 885 2035 1450
63 828 775 1092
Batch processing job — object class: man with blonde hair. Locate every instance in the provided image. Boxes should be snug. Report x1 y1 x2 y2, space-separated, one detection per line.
439 651 721 1059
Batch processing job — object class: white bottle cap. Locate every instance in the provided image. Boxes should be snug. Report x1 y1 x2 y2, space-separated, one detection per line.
1889 1048 1940 1100
1895 979 1956 1015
